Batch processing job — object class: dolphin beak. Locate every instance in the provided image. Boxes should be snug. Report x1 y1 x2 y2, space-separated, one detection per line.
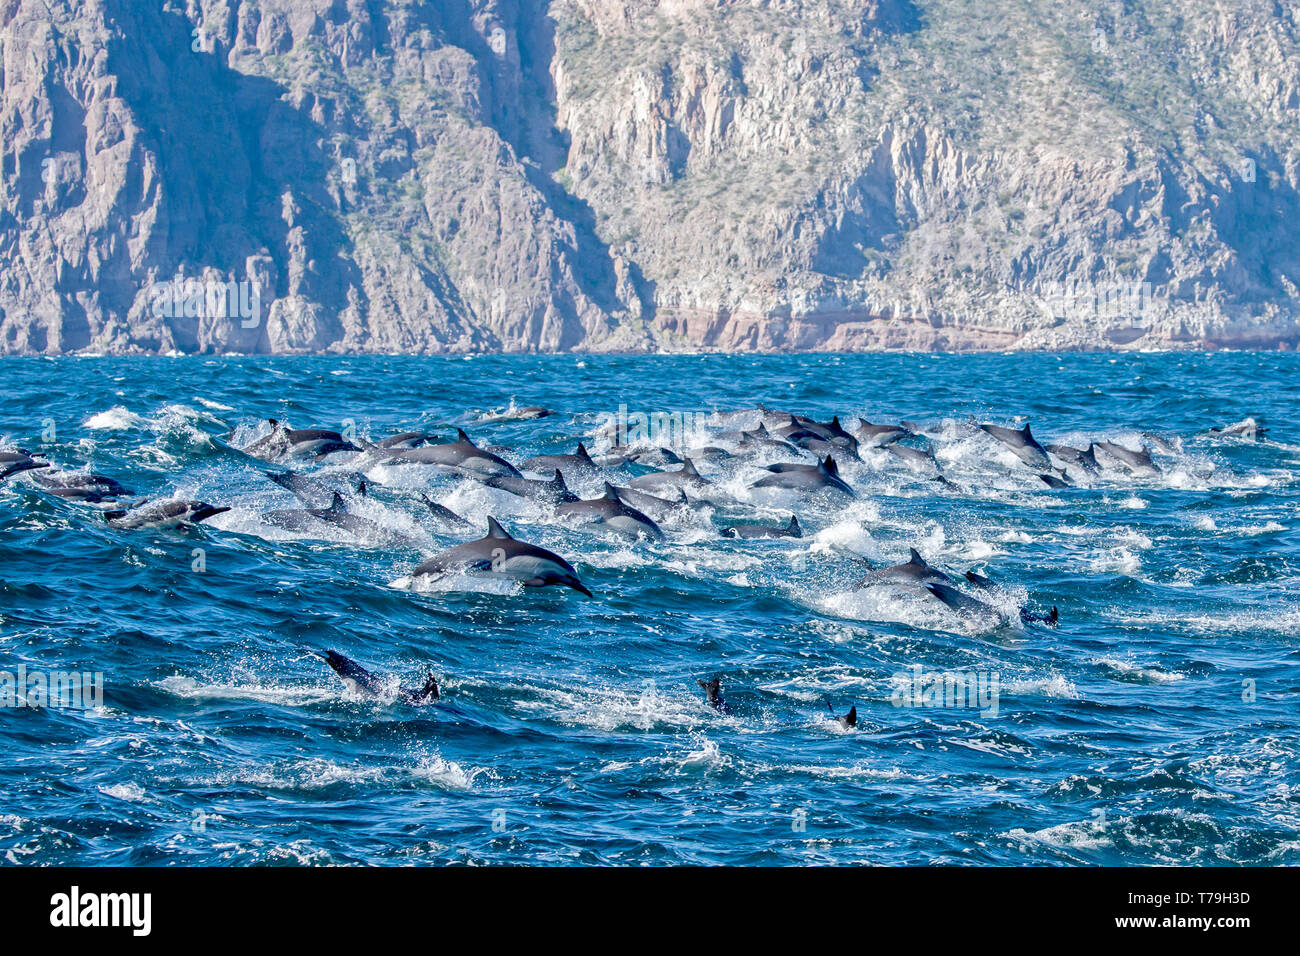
569 579 594 599
194 506 232 524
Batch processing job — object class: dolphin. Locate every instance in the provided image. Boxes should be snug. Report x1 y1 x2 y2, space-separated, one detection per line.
855 548 952 588
751 456 855 498
721 515 802 539
1093 440 1161 476
605 482 687 521
734 424 802 456
964 570 1059 626
979 423 1052 470
29 471 132 503
520 443 600 480
481 405 553 422
1210 417 1267 440
311 493 412 544
384 429 521 478
1045 443 1101 475
684 445 734 463
1038 472 1071 489
377 431 437 449
772 415 825 444
411 516 593 597
855 419 913 448
240 420 359 461
239 419 291 461
104 499 230 530
267 470 338 509
617 446 683 468
825 700 857 729
698 677 732 715
312 649 440 704
266 492 411 545
625 458 714 494
283 427 360 459
418 494 475 533
925 582 1005 629
556 485 663 540
792 433 861 461
884 443 938 472
0 451 50 480
483 468 579 505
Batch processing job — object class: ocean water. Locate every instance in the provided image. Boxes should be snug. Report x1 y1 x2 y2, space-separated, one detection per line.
0 352 1297 866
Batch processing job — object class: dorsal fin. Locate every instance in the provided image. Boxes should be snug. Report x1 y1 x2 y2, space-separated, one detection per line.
327 492 346 514
1021 424 1034 439
485 516 512 539
456 428 473 445
823 455 839 475
788 515 801 531
602 481 620 498
575 442 592 461
830 415 842 430
551 469 569 489
681 458 700 477
756 422 770 436
908 547 925 564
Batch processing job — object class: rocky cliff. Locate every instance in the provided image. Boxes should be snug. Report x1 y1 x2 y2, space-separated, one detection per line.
2 0 1298 354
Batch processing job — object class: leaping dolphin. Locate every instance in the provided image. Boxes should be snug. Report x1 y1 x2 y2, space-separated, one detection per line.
242 420 359 461
312 649 440 704
884 443 938 473
104 499 230 530
925 582 1005 629
751 456 855 498
520 443 600 480
1046 443 1101 475
979 423 1052 470
383 429 521 478
605 482 687 522
854 548 951 588
0 450 50 480
29 471 132 503
418 494 475 533
855 419 913 448
1093 440 1161 476
411 517 593 597
483 468 579 505
625 458 714 494
556 485 664 540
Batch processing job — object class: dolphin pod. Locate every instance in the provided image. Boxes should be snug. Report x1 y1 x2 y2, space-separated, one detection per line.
8 401 1252 729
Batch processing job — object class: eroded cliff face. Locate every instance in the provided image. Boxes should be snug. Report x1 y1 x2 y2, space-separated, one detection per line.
2 0 1298 354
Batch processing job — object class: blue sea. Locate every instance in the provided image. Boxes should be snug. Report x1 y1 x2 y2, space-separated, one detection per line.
1 352 1297 866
